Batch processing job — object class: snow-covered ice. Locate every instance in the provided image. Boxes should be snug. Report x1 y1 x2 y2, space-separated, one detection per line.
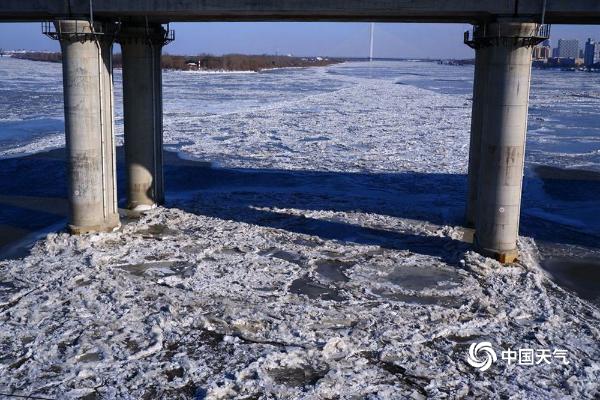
1 207 599 399
0 59 599 399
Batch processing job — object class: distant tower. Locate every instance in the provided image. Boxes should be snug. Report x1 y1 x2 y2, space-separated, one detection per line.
557 39 580 59
369 23 375 61
584 38 600 66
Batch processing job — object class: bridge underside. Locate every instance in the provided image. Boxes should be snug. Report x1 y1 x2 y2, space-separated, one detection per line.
1 0 600 24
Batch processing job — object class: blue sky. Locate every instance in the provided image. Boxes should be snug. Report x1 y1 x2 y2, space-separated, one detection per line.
1 22 600 58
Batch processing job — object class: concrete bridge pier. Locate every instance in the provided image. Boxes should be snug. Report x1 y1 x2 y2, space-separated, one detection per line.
119 23 171 211
465 25 489 229
469 21 542 263
54 20 120 234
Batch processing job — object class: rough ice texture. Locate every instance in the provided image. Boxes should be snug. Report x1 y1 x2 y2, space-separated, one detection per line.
1 62 599 399
165 72 471 174
1 208 599 399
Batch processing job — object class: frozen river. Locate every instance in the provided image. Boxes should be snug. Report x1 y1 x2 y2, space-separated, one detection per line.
2 57 600 174
1 57 599 289
0 57 599 398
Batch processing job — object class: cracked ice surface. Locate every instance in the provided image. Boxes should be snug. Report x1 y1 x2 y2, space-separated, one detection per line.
164 68 471 174
1 208 599 399
1 62 599 399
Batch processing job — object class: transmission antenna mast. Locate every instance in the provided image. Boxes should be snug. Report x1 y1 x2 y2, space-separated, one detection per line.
369 23 375 61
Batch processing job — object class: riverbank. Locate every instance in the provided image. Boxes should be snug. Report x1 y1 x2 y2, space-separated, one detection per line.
10 52 341 72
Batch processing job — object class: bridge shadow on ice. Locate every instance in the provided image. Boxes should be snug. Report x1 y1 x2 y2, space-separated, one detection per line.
0 148 598 265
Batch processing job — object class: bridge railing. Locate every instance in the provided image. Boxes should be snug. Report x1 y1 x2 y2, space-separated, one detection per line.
464 24 551 49
42 20 175 44
42 20 111 41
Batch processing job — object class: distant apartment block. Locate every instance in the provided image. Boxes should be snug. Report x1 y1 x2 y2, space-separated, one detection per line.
557 39 580 59
584 38 600 66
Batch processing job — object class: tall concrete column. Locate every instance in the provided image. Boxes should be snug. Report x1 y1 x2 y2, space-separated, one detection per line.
465 25 489 228
54 20 120 233
472 21 543 263
119 24 170 211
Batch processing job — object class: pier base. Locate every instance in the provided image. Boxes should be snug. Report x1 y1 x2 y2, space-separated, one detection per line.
55 20 120 234
120 23 171 211
471 21 541 263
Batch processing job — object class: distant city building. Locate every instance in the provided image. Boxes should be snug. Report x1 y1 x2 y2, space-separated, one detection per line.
584 38 600 66
552 47 560 58
557 39 580 59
